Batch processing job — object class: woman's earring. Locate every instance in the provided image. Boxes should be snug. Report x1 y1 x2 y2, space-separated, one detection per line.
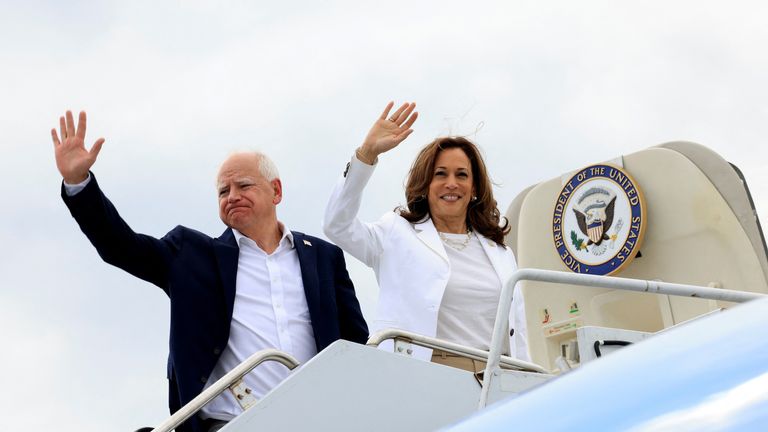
471 195 478 201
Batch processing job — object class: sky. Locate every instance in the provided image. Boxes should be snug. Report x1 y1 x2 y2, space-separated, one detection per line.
2 1 768 430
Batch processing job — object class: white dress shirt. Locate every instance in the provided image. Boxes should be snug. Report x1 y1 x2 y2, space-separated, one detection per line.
201 227 317 421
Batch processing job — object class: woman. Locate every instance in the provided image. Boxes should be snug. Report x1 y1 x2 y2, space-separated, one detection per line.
324 102 529 372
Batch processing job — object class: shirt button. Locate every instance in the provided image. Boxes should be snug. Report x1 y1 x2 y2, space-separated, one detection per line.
510 328 515 337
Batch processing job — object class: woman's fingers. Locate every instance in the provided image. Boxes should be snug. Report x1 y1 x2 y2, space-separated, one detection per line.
402 110 418 129
388 102 410 123
395 128 414 143
367 101 417 154
379 101 395 120
393 103 416 126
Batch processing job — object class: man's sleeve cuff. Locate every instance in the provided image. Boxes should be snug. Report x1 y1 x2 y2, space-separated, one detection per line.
63 173 92 196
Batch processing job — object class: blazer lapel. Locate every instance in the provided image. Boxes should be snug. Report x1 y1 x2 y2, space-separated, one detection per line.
414 218 449 263
292 231 321 328
213 228 239 320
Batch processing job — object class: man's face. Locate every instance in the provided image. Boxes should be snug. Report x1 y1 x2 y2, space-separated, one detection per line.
216 154 282 233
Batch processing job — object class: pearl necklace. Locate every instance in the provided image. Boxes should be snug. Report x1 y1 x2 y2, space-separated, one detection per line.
439 229 472 251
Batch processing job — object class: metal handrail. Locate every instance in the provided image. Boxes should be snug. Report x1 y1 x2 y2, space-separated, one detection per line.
367 328 549 374
478 268 768 408
152 349 300 432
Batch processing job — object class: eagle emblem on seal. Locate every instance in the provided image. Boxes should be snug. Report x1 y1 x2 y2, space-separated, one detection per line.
572 187 617 246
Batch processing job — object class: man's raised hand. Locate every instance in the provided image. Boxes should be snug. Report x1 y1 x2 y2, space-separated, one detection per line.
51 110 105 184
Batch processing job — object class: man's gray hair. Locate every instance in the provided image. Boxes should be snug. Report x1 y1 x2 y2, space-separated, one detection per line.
220 150 280 181
252 152 280 181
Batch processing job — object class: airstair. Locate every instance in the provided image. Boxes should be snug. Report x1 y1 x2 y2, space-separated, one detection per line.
147 270 765 432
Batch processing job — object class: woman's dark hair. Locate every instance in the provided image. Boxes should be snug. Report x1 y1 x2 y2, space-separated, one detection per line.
397 136 510 246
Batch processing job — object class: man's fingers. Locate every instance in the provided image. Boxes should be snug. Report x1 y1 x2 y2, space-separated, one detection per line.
65 111 76 139
76 111 87 139
51 128 61 147
90 137 105 159
379 101 395 120
59 116 66 140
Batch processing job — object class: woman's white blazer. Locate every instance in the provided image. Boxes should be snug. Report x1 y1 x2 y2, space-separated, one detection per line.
323 156 530 362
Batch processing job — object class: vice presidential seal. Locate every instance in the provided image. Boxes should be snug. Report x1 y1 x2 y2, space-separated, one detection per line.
552 164 646 275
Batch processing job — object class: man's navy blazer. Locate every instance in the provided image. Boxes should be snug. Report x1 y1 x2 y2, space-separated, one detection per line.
62 174 369 432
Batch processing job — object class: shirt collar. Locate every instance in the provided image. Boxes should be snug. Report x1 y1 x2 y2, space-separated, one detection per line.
232 222 294 250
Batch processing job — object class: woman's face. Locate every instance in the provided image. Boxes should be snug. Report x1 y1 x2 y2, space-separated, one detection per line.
427 147 475 225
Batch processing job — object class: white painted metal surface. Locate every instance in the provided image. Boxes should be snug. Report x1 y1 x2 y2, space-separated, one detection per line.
479 268 767 408
449 297 768 432
221 341 546 432
152 269 765 431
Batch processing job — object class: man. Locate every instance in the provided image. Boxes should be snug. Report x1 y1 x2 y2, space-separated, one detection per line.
51 111 369 432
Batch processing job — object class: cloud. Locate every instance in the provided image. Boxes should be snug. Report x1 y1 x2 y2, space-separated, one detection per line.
2 1 768 430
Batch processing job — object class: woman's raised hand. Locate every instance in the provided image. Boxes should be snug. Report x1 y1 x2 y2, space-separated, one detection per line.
358 102 418 164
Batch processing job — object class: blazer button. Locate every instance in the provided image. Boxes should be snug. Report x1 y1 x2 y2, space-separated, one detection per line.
213 347 221 355
200 376 208 383
509 328 515 337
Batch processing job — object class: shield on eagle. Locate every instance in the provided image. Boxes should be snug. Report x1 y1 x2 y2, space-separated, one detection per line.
587 220 604 243
573 187 617 247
